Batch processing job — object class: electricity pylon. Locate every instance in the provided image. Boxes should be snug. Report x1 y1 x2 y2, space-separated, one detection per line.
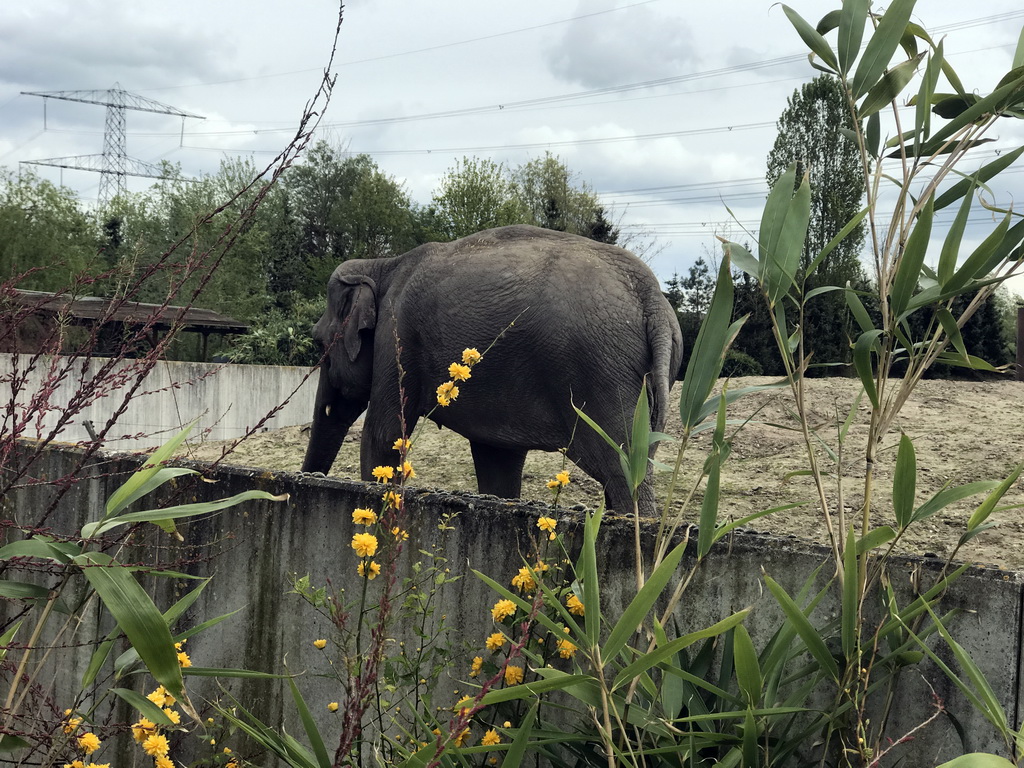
21 83 205 207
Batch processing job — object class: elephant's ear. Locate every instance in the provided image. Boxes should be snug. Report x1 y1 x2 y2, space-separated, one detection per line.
337 275 378 362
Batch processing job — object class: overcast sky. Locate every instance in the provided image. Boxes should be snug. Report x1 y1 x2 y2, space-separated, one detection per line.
3 0 1024 293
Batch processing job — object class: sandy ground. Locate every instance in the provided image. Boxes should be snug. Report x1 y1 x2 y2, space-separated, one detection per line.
182 377 1024 570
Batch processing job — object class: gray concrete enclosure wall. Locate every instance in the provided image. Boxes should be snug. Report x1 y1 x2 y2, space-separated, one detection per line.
1 354 317 449
8 445 1024 766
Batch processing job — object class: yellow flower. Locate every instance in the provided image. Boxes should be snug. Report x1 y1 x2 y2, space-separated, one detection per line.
352 508 376 525
436 381 460 406
469 656 483 677
400 461 416 479
63 714 83 735
534 560 549 573
462 348 482 366
485 632 506 652
503 720 512 728
454 727 471 747
351 533 378 558
147 685 174 708
557 638 577 659
491 599 515 622
537 516 556 533
546 479 560 490
131 719 156 742
504 665 524 686
313 638 327 649
162 708 181 725
63 761 85 768
327 702 339 712
371 465 394 482
567 594 585 616
448 363 471 381
382 490 402 508
556 471 571 486
155 757 174 768
77 733 101 755
142 733 169 757
393 437 411 451
391 526 409 541
357 560 381 580
87 763 111 768
177 650 192 667
454 695 473 716
511 567 536 593
482 729 501 746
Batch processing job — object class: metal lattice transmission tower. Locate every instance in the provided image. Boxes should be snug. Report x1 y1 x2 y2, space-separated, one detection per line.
20 83 205 206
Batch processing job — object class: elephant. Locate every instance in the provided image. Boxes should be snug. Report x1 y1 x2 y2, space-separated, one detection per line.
301 224 683 513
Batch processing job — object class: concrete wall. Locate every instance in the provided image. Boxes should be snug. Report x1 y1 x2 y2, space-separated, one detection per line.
0 354 317 449
7 446 1024 766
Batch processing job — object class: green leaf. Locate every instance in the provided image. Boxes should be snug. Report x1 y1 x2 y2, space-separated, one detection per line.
109 688 174 726
0 537 81 563
892 433 917 529
936 309 969 363
921 72 1024 156
503 699 537 767
852 0 918 99
84 490 289 539
938 178 977 286
288 676 331 768
853 330 883 409
866 111 880 157
912 481 999 524
697 394 726 559
0 736 30 753
0 580 52 602
968 463 1023 532
604 534 689 662
836 0 869 74
74 551 186 706
936 756 1017 768
763 168 811 304
733 624 762 707
890 194 933 318
679 255 736 431
914 41 944 147
477 673 592 707
782 5 839 72
806 206 870 279
104 422 197 518
845 287 875 334
942 212 1014 296
726 240 759 278
581 510 601 646
858 54 925 118
0 622 21 664
627 381 652 494
764 576 839 681
857 526 897 555
936 147 1024 211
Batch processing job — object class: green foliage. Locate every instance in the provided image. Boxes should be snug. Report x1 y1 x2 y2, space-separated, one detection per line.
0 169 101 291
425 156 526 241
512 152 619 242
227 297 325 366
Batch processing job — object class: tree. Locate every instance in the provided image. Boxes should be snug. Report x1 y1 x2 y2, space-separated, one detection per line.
0 169 100 292
427 157 525 241
512 152 618 243
765 75 866 371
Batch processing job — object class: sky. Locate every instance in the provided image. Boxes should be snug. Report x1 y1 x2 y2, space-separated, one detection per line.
2 0 1024 293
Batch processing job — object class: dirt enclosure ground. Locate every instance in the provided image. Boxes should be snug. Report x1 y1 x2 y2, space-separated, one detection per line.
184 377 1024 570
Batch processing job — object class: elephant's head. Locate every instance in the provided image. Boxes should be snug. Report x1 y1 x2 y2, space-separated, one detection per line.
301 272 378 473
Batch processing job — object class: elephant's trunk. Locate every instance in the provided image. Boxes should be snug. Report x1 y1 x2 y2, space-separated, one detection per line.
301 366 365 473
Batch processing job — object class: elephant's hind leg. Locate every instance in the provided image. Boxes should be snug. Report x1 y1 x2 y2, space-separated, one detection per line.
470 442 527 499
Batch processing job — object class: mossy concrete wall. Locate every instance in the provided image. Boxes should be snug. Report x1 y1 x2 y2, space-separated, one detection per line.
8 445 1024 766
0 354 316 450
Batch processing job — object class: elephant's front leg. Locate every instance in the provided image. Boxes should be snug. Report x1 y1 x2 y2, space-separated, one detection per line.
359 407 419 481
470 442 527 499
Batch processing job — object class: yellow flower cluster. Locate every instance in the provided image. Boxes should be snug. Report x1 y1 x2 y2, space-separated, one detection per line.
537 515 558 541
358 560 382 580
485 632 506 652
313 638 327 649
557 638 578 659
436 348 483 406
481 729 501 746
511 566 536 593
567 594 585 616
352 508 376 525
392 437 411 452
490 599 515 622
372 465 394 482
469 656 483 677
327 702 339 712
351 532 378 558
175 640 191 668
130 680 183 768
504 665 524 686
546 470 571 490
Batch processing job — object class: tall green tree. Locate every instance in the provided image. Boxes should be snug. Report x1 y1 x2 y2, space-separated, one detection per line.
512 152 619 243
0 169 100 292
765 74 866 371
426 157 525 241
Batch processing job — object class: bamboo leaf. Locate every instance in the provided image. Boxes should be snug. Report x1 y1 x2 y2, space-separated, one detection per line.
733 624 762 707
806 206 870 278
604 535 689 662
679 255 736 431
288 676 331 768
0 622 21 665
936 309 969 363
581 510 602 646
764 576 839 681
936 147 1024 211
938 179 977 286
502 699 537 766
893 434 917 529
627 381 652 494
836 0 869 74
936 756 1016 768
968 463 1023 532
858 54 925 118
891 195 934 318
913 481 999 524
943 213 1013 296
852 0 918 99
921 72 1024 156
782 6 839 72
725 240 759 278
110 688 174 726
0 537 81 563
853 330 883 409
845 287 875 335
74 551 186 707
857 526 897 555
104 422 197 518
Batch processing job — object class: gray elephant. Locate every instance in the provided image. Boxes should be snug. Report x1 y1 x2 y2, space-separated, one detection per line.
301 224 682 513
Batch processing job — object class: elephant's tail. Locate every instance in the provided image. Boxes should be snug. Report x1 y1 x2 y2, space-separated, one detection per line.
646 308 684 434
